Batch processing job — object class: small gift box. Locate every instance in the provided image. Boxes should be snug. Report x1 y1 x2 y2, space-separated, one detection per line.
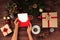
42 12 58 28
0 24 12 36
18 13 30 27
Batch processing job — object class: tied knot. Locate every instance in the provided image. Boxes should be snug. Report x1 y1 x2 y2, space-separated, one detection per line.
46 15 50 20
3 28 8 32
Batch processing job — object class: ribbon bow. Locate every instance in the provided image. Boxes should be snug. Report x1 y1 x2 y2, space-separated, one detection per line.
3 28 8 33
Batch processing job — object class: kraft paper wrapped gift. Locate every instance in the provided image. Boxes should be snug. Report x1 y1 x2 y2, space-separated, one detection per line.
42 12 58 28
0 24 12 36
18 13 30 27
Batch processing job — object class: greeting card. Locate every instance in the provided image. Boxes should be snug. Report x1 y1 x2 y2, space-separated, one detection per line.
18 13 30 27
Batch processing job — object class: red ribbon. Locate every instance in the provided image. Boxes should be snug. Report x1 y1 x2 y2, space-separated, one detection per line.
3 28 8 35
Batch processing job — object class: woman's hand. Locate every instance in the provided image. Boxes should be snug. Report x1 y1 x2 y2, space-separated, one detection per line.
14 18 18 27
27 23 32 34
11 18 18 40
27 23 33 40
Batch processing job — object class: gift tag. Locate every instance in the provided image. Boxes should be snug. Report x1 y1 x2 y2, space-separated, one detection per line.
32 25 41 34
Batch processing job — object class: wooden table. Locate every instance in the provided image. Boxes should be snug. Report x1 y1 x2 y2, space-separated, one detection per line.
0 0 60 40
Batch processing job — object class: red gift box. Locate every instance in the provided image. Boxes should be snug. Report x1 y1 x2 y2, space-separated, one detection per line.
18 13 30 27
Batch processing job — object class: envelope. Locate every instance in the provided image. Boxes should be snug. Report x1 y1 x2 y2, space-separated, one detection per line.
18 13 30 27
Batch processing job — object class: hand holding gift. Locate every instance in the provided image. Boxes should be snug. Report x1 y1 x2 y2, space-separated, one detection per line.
27 23 33 40
27 23 32 34
14 18 18 27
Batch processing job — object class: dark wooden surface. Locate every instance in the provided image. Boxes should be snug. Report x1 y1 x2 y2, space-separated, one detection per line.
0 0 60 40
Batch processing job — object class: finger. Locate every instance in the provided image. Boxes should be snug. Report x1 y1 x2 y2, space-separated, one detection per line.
14 18 18 24
29 23 32 28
